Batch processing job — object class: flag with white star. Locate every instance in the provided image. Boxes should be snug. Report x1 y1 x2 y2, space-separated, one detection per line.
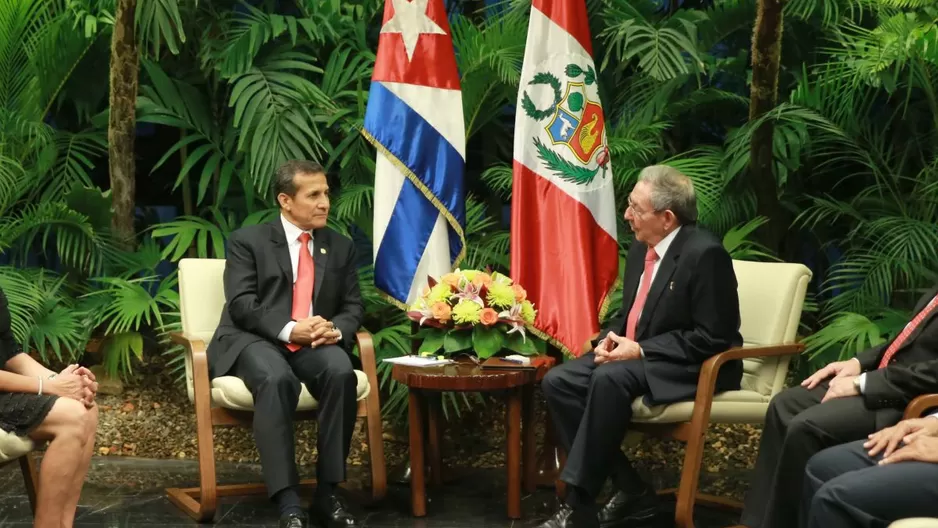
363 0 466 309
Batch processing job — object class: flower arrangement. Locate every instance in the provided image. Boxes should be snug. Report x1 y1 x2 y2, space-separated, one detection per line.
407 269 543 358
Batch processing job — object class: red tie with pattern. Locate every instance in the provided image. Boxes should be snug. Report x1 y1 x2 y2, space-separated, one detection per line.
878 294 938 368
287 232 314 352
625 246 659 340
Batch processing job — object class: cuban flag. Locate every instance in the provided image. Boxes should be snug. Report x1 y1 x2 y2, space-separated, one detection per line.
364 0 466 309
510 0 618 356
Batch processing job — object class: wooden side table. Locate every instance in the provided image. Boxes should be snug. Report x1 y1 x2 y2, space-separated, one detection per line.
392 359 546 519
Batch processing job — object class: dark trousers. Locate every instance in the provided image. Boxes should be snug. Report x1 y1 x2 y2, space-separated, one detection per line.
541 353 650 499
233 341 358 497
803 440 938 528
740 382 884 528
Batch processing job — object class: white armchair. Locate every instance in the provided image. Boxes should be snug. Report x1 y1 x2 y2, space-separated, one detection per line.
165 258 386 522
626 260 812 528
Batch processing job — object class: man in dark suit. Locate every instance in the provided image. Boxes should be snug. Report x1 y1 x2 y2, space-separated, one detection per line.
740 286 938 528
537 165 743 528
801 413 938 527
207 160 364 528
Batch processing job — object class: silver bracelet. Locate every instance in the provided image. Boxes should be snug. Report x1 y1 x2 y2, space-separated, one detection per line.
37 376 42 396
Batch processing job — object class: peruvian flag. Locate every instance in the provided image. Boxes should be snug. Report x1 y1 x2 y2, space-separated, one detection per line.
510 0 618 357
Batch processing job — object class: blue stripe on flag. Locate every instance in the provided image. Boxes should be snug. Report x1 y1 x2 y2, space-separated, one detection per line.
373 181 439 303
363 82 466 227
365 80 466 305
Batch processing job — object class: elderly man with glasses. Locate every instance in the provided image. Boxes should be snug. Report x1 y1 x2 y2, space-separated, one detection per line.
537 165 743 528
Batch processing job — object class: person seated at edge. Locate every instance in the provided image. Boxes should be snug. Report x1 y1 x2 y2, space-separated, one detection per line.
801 412 938 527
0 287 99 528
740 282 938 528
537 165 743 528
206 160 364 528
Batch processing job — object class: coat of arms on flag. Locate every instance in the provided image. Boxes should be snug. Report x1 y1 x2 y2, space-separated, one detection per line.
525 65 611 186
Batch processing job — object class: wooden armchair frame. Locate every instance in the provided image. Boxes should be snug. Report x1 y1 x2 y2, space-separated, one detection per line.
164 331 387 522
904 394 938 420
3 453 38 516
631 343 804 528
551 340 804 528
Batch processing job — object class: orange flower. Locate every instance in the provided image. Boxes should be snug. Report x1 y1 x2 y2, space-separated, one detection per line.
511 284 527 302
441 272 461 288
479 308 499 326
431 302 452 322
472 273 493 288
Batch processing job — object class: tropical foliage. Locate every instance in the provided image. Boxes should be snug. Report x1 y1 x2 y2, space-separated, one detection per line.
2 0 936 420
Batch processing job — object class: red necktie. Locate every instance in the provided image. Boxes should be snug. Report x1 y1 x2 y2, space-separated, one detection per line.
625 246 659 340
878 293 938 368
287 232 314 352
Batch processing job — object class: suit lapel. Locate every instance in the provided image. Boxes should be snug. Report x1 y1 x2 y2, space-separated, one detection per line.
313 229 329 307
268 221 292 280
636 227 691 339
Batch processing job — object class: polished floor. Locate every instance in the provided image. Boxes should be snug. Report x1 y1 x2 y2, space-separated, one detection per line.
0 457 741 527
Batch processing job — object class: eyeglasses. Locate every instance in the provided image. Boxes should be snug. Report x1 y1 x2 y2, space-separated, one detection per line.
627 196 653 216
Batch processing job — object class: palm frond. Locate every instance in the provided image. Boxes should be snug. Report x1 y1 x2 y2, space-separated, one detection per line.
138 59 239 205
228 47 328 196
480 164 513 199
135 0 186 56
600 1 706 81
212 2 334 78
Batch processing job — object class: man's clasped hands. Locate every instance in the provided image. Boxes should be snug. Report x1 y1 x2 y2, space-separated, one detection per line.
593 331 642 364
289 315 341 348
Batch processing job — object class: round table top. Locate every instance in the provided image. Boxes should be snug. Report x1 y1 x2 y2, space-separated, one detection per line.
391 359 539 391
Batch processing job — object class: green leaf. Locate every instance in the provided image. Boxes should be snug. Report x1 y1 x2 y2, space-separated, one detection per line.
472 325 504 359
504 330 537 355
443 330 472 354
418 330 446 355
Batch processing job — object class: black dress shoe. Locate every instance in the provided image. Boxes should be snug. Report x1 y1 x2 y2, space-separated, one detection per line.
598 489 659 527
280 512 308 528
537 502 600 528
310 494 360 528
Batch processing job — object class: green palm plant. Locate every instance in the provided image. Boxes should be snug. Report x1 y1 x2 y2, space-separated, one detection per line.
0 0 181 377
736 0 938 365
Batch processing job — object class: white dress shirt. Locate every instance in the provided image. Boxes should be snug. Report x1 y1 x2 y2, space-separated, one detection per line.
632 226 681 357
276 216 341 344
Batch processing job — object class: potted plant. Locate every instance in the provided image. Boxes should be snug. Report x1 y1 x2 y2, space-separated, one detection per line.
407 269 545 359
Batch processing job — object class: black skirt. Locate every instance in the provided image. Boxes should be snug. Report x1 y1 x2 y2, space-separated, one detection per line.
0 392 58 436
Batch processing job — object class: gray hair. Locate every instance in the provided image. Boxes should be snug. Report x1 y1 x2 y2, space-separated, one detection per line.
273 160 325 204
638 165 698 225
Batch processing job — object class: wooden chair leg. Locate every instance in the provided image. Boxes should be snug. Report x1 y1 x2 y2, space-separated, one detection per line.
358 330 387 501
20 452 38 515
673 413 711 528
363 400 387 501
166 351 217 522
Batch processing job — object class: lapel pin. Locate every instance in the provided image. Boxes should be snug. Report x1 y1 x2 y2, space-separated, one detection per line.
669 281 674 291
320 247 327 254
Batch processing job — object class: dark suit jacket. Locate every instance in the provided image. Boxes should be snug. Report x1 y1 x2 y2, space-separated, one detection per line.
598 225 743 405
207 219 364 379
855 286 938 414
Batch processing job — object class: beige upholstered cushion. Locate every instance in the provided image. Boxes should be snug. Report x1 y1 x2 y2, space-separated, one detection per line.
176 258 372 411
631 260 812 425
0 430 34 462
890 520 938 528
211 372 370 411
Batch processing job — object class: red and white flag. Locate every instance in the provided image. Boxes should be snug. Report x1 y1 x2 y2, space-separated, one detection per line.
510 0 618 356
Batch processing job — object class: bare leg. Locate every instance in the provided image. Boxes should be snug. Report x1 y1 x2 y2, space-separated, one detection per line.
27 398 93 528
61 404 97 528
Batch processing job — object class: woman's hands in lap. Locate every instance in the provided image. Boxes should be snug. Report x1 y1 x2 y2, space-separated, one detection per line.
50 365 98 407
